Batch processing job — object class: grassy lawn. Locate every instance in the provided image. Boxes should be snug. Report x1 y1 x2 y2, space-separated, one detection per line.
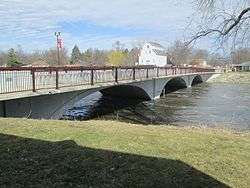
0 118 249 187
209 72 250 84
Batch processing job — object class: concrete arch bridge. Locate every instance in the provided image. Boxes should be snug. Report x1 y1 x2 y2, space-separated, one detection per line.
0 66 218 119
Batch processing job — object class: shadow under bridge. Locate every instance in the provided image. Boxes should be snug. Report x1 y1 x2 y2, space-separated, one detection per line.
100 85 151 101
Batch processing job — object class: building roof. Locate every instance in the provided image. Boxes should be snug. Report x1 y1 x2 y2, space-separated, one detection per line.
148 42 165 49
152 49 168 56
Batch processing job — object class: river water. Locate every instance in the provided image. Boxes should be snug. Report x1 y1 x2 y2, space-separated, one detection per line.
63 83 250 131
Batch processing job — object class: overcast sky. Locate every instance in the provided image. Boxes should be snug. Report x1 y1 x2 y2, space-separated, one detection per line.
0 0 241 52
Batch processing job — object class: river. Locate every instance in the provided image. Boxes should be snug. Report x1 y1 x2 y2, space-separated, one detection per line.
63 83 250 131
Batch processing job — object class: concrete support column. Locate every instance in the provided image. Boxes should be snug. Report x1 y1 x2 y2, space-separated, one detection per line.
187 75 192 87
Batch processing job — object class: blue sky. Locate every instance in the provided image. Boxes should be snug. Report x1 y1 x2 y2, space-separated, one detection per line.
0 0 241 52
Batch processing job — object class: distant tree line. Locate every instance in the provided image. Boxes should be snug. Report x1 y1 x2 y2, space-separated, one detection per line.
0 46 69 67
168 40 250 66
70 41 140 66
0 40 249 67
0 41 140 67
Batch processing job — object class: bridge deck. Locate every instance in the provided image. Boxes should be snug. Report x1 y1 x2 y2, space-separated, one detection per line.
0 66 215 101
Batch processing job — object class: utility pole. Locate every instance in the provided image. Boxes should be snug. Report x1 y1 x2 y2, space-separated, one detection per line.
55 32 61 65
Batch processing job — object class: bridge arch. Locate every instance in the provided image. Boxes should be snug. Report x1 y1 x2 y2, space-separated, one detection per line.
100 85 151 100
162 77 188 95
191 75 203 86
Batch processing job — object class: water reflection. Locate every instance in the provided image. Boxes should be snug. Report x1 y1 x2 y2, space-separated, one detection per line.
63 83 250 131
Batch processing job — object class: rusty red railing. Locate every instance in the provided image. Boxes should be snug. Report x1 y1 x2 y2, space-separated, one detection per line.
0 65 215 94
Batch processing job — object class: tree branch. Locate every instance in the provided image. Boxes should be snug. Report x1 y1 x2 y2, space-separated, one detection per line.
187 7 250 45
223 7 250 35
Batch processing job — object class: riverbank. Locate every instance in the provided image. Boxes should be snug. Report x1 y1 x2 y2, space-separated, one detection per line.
209 72 250 84
0 118 249 187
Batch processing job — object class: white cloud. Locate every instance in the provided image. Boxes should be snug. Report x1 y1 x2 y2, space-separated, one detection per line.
0 0 195 51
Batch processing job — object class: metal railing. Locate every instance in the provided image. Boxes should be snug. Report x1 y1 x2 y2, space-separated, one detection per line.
0 66 215 94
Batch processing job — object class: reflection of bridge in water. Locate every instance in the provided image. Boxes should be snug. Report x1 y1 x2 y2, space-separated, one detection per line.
0 66 217 119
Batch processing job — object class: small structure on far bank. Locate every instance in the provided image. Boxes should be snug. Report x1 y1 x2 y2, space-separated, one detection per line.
233 61 250 71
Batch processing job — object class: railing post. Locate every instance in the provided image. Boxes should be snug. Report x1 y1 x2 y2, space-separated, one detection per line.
91 69 94 85
55 70 59 89
115 67 118 83
133 68 136 80
146 68 149 79
157 67 159 77
31 69 36 92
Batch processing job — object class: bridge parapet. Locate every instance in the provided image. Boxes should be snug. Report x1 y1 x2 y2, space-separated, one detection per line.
0 66 215 95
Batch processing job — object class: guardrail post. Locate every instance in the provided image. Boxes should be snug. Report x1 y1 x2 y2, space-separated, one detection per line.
146 68 149 78
157 67 159 77
115 67 118 83
31 69 36 92
133 68 136 80
55 70 59 89
91 69 94 85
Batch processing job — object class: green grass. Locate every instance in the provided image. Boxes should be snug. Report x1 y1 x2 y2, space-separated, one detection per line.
209 72 250 84
0 118 249 187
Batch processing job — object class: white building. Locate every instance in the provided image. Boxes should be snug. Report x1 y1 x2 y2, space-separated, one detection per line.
139 42 169 67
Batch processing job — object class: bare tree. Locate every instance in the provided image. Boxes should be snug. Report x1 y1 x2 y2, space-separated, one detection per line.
204 53 226 65
91 49 108 65
0 52 8 66
27 50 46 65
188 0 250 49
123 48 140 66
191 49 209 60
168 40 193 65
82 48 107 66
15 45 27 64
44 48 69 65
231 47 250 64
